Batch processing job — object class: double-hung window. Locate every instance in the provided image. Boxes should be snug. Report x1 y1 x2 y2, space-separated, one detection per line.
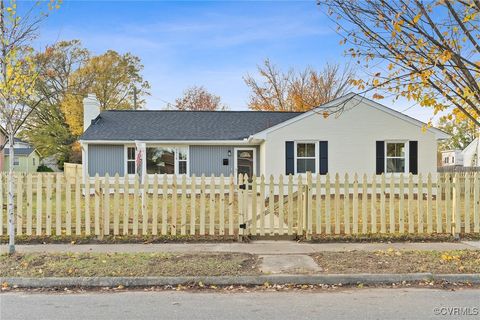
295 142 317 174
146 146 189 175
385 142 406 173
126 147 136 175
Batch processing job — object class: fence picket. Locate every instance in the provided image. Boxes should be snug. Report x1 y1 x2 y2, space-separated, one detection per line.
46 174 53 235
171 175 178 235
297 175 304 235
436 173 443 233
380 173 386 233
362 174 367 234
181 175 187 235
123 177 130 235
26 174 32 235
334 173 340 234
251 175 257 236
399 174 405 233
408 174 414 234
219 174 225 236
344 173 350 234
228 175 234 236
445 173 452 232
103 174 110 236
474 172 479 233
427 173 433 234
325 173 331 234
36 174 43 235
162 174 168 235
75 174 81 235
56 175 62 236
113 174 120 235
270 175 276 235
94 174 100 235
260 175 266 236
85 175 91 235
454 173 461 234
389 173 395 233
190 174 196 235
417 173 424 233
142 177 149 235
465 173 471 233
352 173 358 234
16 174 23 235
200 174 206 236
133 175 139 235
287 175 293 235
279 174 285 236
306 173 313 237
65 175 71 236
152 174 159 235
371 174 377 233
209 175 215 235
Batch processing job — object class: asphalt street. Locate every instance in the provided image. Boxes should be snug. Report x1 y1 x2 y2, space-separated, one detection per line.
1 288 480 320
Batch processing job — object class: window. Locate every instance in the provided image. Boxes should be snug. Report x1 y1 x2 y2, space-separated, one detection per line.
13 156 19 166
444 157 449 164
32 158 36 166
385 142 406 173
127 147 136 174
146 146 188 175
451 156 455 163
295 142 317 174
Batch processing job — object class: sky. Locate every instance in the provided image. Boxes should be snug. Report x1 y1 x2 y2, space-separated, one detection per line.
36 0 436 122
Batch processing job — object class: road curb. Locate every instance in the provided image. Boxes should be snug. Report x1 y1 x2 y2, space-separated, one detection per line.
2 273 479 288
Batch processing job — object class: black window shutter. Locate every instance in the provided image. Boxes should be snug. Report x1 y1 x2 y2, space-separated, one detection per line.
285 141 294 175
319 141 328 175
409 141 418 174
376 141 385 174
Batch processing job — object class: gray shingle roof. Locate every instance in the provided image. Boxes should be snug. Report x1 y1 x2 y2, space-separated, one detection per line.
80 110 303 141
4 148 35 156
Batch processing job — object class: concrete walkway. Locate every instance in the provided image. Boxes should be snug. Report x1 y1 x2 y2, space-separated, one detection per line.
1 240 479 255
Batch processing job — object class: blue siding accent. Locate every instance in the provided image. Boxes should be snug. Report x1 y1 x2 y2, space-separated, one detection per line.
190 145 260 177
88 144 124 176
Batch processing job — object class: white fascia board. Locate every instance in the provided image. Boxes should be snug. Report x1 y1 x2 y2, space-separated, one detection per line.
79 139 258 145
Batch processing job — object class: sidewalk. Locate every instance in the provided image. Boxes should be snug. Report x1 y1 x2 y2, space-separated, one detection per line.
2 240 479 255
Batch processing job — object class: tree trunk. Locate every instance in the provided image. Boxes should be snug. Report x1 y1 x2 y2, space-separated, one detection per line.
7 130 15 254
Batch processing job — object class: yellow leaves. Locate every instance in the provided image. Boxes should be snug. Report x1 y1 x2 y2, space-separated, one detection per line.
438 50 452 64
413 14 422 24
441 253 460 262
322 111 329 119
372 79 380 87
387 63 395 71
372 93 385 99
393 19 404 33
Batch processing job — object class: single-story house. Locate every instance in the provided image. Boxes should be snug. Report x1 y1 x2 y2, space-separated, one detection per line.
80 93 449 181
3 147 41 173
440 149 464 167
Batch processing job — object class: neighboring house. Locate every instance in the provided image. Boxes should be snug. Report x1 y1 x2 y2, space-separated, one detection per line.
79 93 449 181
440 150 463 167
461 138 480 167
3 147 41 173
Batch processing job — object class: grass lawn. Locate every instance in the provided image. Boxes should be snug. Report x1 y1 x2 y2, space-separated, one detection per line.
312 250 480 274
0 252 260 277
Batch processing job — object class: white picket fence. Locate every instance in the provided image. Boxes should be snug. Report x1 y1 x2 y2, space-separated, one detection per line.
0 172 478 238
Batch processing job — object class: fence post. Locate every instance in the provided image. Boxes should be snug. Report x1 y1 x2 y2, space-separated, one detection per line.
452 173 461 237
237 174 244 241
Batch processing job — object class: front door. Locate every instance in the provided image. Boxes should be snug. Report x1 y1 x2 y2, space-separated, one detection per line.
235 148 255 181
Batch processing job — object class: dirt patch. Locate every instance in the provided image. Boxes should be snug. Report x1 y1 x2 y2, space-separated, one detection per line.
0 252 260 277
312 250 480 274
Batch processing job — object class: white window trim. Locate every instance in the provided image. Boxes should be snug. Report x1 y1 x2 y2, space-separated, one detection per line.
124 145 137 176
294 141 319 175
384 140 409 174
144 145 190 176
234 147 257 181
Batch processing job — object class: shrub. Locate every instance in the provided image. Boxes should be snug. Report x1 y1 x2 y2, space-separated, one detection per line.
37 165 54 172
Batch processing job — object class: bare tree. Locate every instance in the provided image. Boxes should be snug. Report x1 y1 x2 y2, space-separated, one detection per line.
244 59 353 112
317 0 480 126
170 86 228 111
0 1 60 254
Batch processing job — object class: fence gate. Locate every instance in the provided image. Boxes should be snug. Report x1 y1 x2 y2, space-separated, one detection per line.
238 174 309 238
